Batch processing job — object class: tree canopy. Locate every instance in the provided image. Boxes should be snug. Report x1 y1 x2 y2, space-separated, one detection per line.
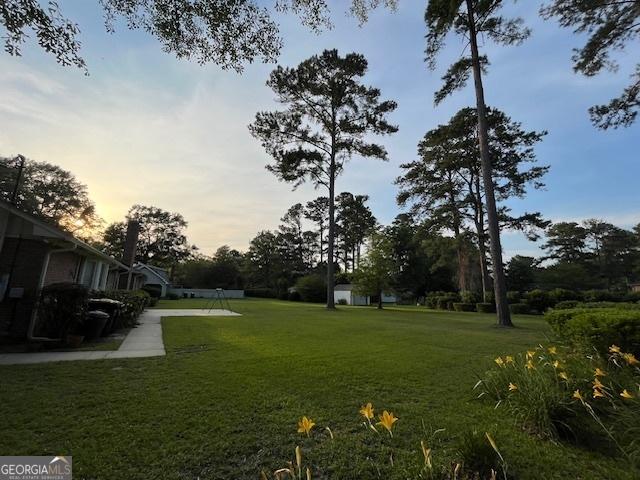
0 155 101 237
101 204 195 267
541 0 640 129
1 0 396 72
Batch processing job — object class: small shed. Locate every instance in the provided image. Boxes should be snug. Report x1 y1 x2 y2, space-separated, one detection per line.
334 284 370 306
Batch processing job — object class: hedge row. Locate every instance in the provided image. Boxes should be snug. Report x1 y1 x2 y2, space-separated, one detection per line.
546 307 640 356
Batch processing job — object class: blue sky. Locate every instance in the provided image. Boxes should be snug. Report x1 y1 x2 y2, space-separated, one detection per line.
0 1 637 257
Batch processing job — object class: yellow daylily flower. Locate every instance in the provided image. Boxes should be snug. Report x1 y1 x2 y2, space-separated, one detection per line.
548 346 557 355
552 360 561 369
508 383 518 392
526 359 536 370
593 378 605 390
573 389 584 401
593 389 605 399
594 368 607 377
377 410 398 436
620 389 634 400
359 403 374 421
526 350 536 360
609 345 621 354
297 416 316 437
623 353 640 366
505 355 514 364
494 357 505 367
559 371 569 381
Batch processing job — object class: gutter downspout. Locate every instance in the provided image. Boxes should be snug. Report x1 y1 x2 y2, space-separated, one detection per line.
27 244 78 342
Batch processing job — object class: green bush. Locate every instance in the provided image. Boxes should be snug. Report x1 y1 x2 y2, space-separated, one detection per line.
142 285 162 299
509 303 530 315
37 283 89 338
425 291 456 309
460 290 480 304
435 293 460 310
525 289 553 313
582 289 622 303
476 302 495 314
245 288 277 298
336 298 348 306
94 290 151 329
165 292 180 300
453 302 476 312
546 307 640 356
549 288 581 304
554 300 580 310
295 275 327 303
506 291 521 304
287 290 301 302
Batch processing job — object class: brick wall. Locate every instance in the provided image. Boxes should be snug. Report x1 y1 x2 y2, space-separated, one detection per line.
44 251 80 285
0 237 48 337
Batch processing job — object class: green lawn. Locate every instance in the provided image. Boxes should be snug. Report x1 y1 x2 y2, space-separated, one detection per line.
0 299 635 479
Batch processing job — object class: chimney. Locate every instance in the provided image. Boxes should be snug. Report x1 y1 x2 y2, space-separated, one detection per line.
122 220 140 266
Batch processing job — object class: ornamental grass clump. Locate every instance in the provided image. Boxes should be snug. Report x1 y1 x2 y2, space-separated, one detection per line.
477 344 640 463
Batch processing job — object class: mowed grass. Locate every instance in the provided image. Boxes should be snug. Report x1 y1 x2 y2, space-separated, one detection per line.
0 299 635 479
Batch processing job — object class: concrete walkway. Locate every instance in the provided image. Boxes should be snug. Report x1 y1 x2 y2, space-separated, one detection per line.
0 308 240 366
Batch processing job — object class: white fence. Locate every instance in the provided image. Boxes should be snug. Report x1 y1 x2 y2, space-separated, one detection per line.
167 288 245 299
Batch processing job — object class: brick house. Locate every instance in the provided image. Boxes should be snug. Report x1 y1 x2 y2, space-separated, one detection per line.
0 200 130 339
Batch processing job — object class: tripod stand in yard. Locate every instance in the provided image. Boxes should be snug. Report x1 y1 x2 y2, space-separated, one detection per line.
204 288 232 313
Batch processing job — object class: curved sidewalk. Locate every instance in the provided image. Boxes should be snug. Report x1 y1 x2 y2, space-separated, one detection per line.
0 308 239 366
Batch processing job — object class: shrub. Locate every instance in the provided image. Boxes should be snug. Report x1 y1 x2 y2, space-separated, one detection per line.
425 291 455 309
554 300 579 310
582 289 622 303
453 302 476 312
546 307 640 356
288 290 301 302
245 288 277 298
525 289 553 313
295 275 327 303
94 289 151 329
461 290 480 304
549 288 581 304
476 302 496 314
509 303 530 315
506 291 521 304
435 293 460 310
623 291 640 303
165 292 180 300
37 283 89 338
336 298 348 306
142 285 162 299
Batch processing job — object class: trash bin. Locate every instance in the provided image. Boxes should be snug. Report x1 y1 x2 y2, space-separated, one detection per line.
88 298 124 335
84 310 110 340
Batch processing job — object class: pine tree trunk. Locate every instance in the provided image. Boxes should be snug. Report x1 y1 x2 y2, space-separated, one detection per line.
465 0 512 327
319 226 324 265
326 160 336 309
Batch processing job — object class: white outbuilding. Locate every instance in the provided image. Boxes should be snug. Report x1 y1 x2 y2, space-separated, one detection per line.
333 284 397 306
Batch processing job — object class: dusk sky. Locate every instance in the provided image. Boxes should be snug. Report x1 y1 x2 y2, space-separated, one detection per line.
1 1 637 258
